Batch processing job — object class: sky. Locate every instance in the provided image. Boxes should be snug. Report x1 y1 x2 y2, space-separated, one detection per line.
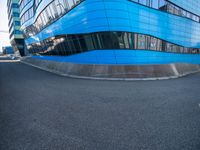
0 0 10 52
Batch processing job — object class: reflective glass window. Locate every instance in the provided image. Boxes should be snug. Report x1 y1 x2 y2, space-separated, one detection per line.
152 0 159 9
138 34 146 49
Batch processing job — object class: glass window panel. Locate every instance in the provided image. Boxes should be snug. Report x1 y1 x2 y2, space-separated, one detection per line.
78 35 87 51
159 0 166 11
152 0 159 9
91 34 100 50
68 0 75 9
84 35 94 50
167 3 174 14
156 39 162 51
138 34 146 49
134 34 138 49
74 0 81 5
150 37 157 50
54 0 63 17
123 33 130 49
128 33 134 49
139 0 147 5
59 0 68 11
46 7 53 23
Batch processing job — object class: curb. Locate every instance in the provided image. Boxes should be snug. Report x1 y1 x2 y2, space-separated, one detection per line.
20 60 200 81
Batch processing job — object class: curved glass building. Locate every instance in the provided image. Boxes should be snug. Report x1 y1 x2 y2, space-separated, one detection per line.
19 0 200 64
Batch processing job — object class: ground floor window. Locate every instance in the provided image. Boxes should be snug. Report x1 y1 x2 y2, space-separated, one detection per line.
27 31 200 56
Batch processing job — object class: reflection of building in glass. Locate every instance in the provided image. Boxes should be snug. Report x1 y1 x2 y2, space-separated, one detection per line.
19 0 200 63
2 46 14 55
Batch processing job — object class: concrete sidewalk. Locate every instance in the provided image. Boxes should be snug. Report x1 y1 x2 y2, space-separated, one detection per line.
21 56 200 80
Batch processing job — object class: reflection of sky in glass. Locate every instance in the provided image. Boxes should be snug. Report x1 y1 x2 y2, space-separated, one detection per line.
68 0 75 9
0 0 10 51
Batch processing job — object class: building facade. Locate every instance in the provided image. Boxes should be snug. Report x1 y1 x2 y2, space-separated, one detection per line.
2 46 14 55
19 0 200 64
7 0 25 56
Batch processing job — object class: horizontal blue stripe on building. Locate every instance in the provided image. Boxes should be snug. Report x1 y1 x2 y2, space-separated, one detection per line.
32 50 200 65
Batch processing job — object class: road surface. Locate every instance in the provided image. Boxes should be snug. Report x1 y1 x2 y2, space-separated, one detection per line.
0 56 200 150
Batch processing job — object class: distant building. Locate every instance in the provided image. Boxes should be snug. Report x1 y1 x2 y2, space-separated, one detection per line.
7 0 25 56
2 46 14 55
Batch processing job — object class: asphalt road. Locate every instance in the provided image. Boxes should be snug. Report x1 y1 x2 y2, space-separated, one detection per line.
0 56 200 150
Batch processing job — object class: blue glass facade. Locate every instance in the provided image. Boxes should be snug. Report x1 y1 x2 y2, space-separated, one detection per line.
19 0 200 64
169 0 200 16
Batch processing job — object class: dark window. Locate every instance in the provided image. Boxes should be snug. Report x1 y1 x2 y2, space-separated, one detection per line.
27 31 200 56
